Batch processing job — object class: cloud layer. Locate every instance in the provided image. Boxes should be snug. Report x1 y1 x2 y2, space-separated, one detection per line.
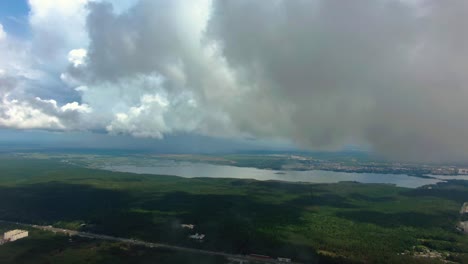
2 0 468 162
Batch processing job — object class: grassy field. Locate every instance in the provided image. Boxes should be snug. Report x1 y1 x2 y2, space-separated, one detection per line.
0 156 467 263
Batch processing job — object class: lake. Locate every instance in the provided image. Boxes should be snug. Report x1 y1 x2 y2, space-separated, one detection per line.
101 160 443 188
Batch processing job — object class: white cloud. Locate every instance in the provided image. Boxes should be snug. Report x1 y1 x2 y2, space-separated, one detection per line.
28 0 89 19
4 96 92 130
74 85 88 92
68 48 87 67
0 24 6 40
61 101 92 113
0 96 63 129
28 0 89 68
107 94 170 138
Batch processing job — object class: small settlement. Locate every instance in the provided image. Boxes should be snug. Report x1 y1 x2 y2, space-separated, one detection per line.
181 223 206 242
457 202 468 234
0 229 29 245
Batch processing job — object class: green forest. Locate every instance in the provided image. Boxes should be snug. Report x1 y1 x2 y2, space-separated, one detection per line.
0 156 467 263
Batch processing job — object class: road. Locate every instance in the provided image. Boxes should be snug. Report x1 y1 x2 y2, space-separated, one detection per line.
0 220 299 264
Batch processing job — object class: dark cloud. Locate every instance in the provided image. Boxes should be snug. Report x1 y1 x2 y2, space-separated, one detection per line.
70 0 468 162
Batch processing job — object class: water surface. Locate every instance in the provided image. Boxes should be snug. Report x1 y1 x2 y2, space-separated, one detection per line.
429 174 468 181
101 160 442 188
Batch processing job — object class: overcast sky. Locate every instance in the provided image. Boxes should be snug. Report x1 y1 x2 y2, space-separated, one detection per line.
1 0 468 162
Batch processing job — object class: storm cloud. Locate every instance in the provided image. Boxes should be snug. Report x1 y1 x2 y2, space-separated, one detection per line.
3 0 468 162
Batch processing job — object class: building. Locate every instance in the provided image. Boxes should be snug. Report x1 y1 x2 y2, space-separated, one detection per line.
227 258 248 264
189 233 205 240
457 221 468 234
460 202 468 214
181 224 195 229
459 168 468 175
4 230 28 242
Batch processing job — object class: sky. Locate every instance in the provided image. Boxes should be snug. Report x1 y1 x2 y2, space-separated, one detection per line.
0 0 30 37
0 0 468 162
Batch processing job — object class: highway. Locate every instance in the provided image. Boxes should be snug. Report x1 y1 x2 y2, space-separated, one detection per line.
0 220 299 264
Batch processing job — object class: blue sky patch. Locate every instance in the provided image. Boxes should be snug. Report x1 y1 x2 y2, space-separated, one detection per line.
0 0 30 37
